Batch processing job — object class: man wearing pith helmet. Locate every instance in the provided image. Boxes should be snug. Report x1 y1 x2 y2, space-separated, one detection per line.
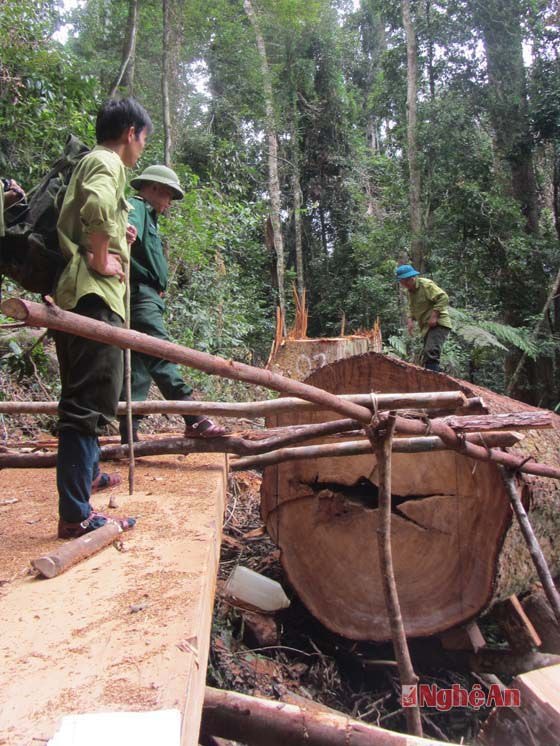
396 263 452 373
119 164 226 442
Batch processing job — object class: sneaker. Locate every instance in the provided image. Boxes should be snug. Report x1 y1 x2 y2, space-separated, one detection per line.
57 511 136 540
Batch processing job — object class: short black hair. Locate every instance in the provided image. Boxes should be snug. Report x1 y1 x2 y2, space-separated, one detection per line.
95 97 153 143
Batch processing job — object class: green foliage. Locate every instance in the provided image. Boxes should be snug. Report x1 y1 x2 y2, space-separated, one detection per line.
0 0 98 182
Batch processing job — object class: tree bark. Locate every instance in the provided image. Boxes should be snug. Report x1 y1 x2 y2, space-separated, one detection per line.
201 687 448 746
243 0 286 322
108 0 138 97
401 0 423 268
162 0 173 166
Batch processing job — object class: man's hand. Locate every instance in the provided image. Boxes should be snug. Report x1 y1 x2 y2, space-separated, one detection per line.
3 178 26 208
126 224 137 245
428 311 439 328
407 318 415 335
86 251 125 281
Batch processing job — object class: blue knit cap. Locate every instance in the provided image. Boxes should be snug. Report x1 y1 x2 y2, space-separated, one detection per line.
396 264 420 280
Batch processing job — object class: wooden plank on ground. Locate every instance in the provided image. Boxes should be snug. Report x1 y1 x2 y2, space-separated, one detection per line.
478 663 560 745
0 453 226 746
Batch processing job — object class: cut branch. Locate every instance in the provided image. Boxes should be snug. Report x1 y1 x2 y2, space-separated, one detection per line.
201 687 448 746
500 467 560 626
365 413 422 737
231 431 524 471
0 390 471 416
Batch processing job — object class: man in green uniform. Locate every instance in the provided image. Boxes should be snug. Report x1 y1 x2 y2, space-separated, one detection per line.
119 164 225 443
396 263 452 372
55 97 152 539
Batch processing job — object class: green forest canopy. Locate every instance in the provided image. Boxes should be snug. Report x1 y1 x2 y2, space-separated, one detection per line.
1 0 559 406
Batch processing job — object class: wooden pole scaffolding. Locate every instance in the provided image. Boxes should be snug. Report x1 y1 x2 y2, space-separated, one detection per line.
365 413 423 737
3 298 560 480
231 431 524 471
500 467 560 626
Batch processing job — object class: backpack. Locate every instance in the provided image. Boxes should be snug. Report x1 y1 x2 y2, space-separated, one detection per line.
0 134 90 295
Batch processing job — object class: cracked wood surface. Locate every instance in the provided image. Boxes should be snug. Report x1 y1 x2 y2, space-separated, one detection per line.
261 352 560 640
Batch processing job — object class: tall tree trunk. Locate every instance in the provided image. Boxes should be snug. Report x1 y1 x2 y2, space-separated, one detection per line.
473 0 539 235
243 0 286 323
401 0 423 268
291 96 304 300
108 0 138 97
162 0 173 166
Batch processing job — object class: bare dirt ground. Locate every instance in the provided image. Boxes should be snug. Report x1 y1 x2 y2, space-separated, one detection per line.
0 441 226 746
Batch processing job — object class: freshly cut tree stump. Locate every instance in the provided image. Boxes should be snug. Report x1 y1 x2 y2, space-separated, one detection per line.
261 352 560 640
267 337 372 381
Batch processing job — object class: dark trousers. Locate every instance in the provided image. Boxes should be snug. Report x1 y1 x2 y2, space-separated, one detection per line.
55 294 123 522
422 325 450 371
119 284 194 439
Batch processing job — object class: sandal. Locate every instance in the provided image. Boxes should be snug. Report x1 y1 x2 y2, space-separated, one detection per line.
184 417 227 438
91 472 122 493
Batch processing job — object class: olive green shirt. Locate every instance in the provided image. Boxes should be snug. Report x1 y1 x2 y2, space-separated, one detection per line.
128 196 168 292
407 277 452 337
55 146 130 320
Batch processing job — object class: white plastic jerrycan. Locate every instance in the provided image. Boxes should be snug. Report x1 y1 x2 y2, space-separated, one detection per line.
225 565 290 612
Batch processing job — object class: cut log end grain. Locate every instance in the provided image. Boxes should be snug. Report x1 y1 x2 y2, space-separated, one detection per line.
261 352 560 641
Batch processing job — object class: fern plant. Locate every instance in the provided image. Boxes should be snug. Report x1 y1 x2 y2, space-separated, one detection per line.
450 308 538 358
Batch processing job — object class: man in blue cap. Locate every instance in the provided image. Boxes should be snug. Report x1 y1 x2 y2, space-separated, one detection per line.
396 264 451 372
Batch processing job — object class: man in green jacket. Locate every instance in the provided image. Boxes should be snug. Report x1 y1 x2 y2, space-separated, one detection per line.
119 164 225 443
55 97 152 539
396 264 452 372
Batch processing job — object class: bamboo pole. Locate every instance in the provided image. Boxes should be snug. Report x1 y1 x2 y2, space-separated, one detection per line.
500 467 560 626
231 431 524 471
3 299 560 480
365 413 423 737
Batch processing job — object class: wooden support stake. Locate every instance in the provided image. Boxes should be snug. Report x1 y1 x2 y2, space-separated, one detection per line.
500 467 560 626
31 522 122 578
365 412 423 738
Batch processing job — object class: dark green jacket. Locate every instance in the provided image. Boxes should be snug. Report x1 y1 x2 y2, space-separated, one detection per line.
128 196 168 292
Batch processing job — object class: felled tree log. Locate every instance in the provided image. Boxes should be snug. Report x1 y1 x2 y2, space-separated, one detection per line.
201 687 451 746
261 352 560 640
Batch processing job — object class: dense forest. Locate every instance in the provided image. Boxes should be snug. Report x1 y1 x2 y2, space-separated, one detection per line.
1 0 559 406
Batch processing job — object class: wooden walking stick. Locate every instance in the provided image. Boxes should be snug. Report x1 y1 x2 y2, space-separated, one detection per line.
124 252 135 495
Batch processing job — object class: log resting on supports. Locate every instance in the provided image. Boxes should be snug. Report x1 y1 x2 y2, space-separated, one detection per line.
260 352 560 640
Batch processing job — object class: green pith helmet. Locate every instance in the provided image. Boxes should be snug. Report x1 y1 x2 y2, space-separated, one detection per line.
130 164 184 200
